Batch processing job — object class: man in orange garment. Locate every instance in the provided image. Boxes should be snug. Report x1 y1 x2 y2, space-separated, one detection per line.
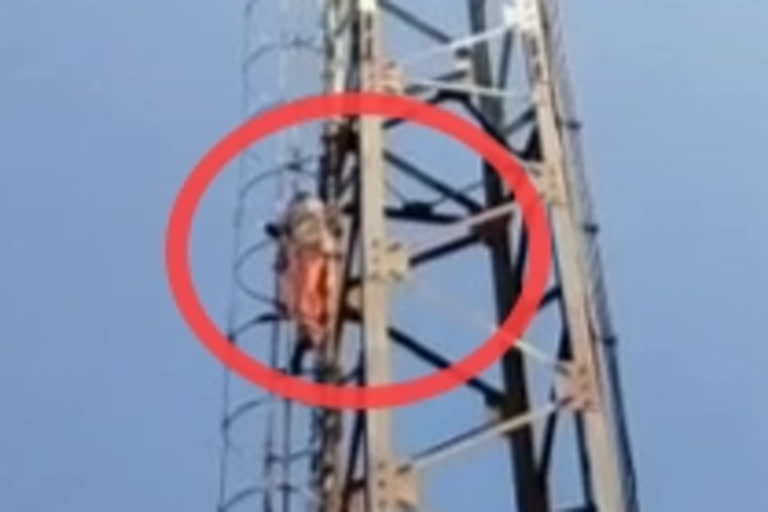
276 192 339 375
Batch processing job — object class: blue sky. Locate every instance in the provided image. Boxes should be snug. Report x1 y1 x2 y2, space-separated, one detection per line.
1 1 766 511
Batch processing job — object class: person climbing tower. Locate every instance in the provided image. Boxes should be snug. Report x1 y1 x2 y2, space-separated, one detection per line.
275 191 340 375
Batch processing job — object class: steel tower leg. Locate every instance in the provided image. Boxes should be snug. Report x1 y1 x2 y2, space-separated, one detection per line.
356 2 397 512
518 1 629 510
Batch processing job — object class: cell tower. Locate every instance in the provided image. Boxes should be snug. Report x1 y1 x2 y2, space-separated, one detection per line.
216 1 639 512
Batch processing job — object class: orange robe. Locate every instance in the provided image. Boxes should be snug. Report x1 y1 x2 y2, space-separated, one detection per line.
280 245 336 347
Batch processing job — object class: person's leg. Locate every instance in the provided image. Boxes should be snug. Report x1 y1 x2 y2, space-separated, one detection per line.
289 332 312 375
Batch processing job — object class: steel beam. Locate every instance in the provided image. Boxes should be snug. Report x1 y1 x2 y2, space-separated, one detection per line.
466 1 551 510
356 2 398 512
518 0 629 509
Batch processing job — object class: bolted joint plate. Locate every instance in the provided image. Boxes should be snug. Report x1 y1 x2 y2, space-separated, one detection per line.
386 241 409 281
366 239 410 282
556 362 601 413
346 467 420 512
369 60 404 95
394 468 421 512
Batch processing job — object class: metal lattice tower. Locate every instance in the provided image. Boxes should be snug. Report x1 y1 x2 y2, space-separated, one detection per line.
217 1 639 512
